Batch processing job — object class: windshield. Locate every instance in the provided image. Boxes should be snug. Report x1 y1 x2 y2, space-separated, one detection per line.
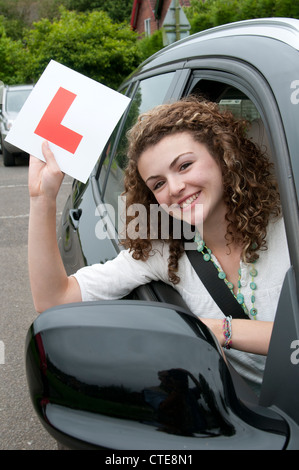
6 89 32 113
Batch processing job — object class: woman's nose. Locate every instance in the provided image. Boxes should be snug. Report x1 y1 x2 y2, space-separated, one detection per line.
168 177 185 197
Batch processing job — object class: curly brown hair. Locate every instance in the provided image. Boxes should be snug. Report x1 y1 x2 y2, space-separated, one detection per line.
121 96 281 284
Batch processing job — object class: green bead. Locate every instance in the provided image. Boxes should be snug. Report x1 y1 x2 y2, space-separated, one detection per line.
250 308 258 316
218 271 226 280
227 282 234 290
251 295 256 303
203 253 211 261
250 268 258 277
250 282 257 290
237 293 244 304
196 240 205 251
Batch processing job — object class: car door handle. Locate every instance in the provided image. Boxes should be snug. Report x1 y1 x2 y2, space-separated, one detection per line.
69 209 82 230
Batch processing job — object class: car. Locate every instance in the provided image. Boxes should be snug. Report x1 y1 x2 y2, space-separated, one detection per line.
0 84 34 166
26 18 299 450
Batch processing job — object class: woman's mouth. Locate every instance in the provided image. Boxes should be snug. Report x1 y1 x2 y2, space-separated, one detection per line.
179 192 201 209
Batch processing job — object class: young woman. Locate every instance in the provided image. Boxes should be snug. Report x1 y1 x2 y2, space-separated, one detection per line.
28 97 290 393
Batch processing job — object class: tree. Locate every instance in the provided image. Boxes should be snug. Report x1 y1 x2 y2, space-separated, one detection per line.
22 8 141 89
0 16 25 83
185 0 299 34
137 29 164 62
274 0 299 17
64 0 133 23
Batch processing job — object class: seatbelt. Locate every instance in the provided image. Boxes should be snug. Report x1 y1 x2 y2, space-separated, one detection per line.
185 248 249 320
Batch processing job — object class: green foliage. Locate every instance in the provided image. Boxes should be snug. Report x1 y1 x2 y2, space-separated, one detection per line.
274 0 299 17
137 30 164 62
21 8 142 89
185 0 216 33
2 0 299 87
0 15 26 84
64 0 133 23
186 0 299 33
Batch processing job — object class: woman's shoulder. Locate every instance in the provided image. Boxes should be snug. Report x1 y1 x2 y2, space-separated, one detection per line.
267 215 288 246
260 215 290 268
122 239 171 266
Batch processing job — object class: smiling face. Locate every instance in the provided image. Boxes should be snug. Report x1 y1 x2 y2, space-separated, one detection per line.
137 132 227 232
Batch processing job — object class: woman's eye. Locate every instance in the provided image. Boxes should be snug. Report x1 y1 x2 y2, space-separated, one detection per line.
153 181 164 191
180 162 192 171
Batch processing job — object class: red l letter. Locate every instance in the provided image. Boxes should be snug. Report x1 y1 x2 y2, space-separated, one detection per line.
34 87 83 154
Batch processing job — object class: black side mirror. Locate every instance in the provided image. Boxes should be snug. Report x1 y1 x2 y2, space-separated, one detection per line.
26 300 291 450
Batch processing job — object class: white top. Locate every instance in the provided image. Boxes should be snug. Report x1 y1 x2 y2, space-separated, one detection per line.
73 217 290 393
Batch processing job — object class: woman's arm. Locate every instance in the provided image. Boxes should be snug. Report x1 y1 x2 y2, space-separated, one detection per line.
200 317 273 355
28 141 82 313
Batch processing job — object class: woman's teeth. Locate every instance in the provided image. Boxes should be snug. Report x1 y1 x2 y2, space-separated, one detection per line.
180 192 200 209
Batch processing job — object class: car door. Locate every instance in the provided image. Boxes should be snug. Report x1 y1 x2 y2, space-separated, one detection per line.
175 59 299 421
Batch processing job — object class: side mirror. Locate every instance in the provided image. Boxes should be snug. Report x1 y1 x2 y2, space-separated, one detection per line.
26 300 290 450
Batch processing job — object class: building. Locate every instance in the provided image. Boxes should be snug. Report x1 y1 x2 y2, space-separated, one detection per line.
131 0 192 38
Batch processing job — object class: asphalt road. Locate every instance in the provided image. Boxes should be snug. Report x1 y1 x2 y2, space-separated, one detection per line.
0 152 72 450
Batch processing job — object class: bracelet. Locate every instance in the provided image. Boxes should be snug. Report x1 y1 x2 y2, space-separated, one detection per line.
223 315 232 349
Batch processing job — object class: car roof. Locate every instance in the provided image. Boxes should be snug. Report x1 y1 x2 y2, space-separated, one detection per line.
131 17 299 76
164 17 299 51
5 84 34 91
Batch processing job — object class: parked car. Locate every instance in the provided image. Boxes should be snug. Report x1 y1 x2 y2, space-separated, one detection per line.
0 84 34 166
26 18 299 450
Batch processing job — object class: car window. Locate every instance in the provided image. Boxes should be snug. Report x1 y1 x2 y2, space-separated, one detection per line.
99 72 176 230
6 89 32 113
218 97 260 121
187 79 272 159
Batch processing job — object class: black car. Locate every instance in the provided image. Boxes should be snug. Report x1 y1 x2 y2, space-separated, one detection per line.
26 18 299 450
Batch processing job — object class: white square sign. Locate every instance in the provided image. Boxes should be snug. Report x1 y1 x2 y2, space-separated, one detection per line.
5 60 131 183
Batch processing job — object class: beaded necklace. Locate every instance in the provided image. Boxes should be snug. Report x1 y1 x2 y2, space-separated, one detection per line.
194 232 258 319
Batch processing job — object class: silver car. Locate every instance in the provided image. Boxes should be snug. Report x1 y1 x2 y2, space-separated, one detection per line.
0 84 34 166
26 18 299 450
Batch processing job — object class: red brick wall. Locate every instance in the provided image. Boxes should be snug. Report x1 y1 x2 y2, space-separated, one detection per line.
134 0 157 36
132 0 192 37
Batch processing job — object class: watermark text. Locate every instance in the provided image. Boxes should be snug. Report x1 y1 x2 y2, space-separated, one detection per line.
94 197 203 249
290 80 299 104
290 339 299 365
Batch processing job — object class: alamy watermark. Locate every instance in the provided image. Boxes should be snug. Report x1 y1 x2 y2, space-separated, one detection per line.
94 196 204 250
290 80 299 104
290 339 299 365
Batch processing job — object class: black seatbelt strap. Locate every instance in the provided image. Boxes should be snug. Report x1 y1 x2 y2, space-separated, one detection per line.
185 248 249 320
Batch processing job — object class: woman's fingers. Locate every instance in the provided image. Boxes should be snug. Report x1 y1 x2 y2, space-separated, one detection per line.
29 141 64 199
42 140 55 164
